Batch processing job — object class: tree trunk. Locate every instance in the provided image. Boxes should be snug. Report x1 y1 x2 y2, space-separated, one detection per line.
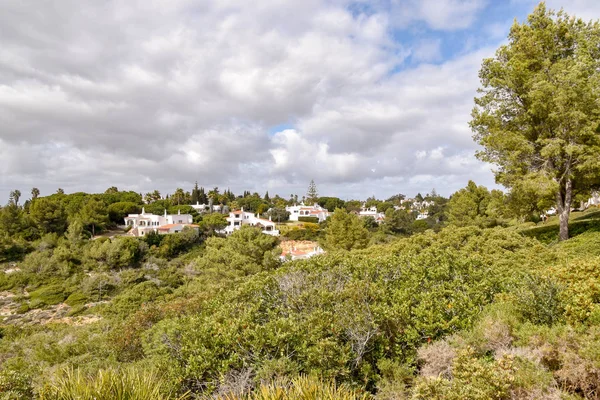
556 178 572 241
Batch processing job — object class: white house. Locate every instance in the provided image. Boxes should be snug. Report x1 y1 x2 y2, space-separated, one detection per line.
225 209 279 236
124 208 197 237
285 203 330 223
358 204 386 223
416 212 429 221
190 202 222 213
584 192 600 209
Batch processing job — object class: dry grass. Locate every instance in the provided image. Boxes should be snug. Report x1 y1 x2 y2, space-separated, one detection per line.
417 340 456 379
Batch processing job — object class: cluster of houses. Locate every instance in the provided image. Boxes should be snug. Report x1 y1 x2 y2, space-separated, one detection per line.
123 200 437 238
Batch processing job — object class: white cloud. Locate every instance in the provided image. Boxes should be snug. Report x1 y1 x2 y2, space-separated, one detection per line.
387 0 487 30
0 0 518 201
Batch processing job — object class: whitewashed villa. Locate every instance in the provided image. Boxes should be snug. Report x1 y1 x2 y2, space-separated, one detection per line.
225 209 279 236
124 208 198 237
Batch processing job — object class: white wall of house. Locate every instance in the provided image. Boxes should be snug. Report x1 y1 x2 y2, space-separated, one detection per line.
285 203 330 222
225 209 279 236
124 208 194 236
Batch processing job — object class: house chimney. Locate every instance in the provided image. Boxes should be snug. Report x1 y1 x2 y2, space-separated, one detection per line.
164 209 167 218
142 207 145 214
269 215 272 221
178 209 181 215
241 207 244 213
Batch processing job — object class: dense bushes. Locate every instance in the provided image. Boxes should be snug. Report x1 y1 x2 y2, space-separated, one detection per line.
2 218 600 399
143 227 534 393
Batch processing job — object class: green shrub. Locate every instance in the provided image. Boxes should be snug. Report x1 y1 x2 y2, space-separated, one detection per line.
29 284 67 309
298 216 319 224
16 303 29 314
0 369 34 400
65 292 88 307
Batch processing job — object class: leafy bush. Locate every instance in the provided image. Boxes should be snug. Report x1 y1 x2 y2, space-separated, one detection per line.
65 292 88 307
298 216 319 224
145 228 523 392
29 284 67 309
0 369 33 400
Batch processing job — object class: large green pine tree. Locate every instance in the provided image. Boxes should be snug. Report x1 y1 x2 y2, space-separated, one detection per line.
471 3 600 240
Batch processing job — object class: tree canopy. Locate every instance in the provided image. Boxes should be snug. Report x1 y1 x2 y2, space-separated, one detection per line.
471 3 600 239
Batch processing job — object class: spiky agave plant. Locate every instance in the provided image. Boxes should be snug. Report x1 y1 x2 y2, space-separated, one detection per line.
39 367 190 400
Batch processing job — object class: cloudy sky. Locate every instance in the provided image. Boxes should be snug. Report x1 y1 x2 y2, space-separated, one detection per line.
1 0 599 201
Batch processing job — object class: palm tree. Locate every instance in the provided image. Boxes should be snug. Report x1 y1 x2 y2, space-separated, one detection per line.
31 187 40 200
172 188 185 205
10 190 21 206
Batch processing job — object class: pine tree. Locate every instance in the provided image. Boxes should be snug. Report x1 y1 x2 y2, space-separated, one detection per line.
191 182 200 204
306 180 318 204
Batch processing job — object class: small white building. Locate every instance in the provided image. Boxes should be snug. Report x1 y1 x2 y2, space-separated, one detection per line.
225 209 279 236
584 192 600 209
285 203 330 223
124 208 197 237
416 212 429 220
358 204 386 223
190 202 222 213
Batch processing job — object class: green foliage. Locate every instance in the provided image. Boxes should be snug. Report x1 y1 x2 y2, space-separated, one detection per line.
412 348 515 400
156 227 201 258
107 202 141 224
88 237 147 269
145 227 528 392
521 217 600 243
321 209 369 251
306 180 318 204
265 208 290 222
65 292 89 308
447 181 504 228
382 208 414 235
317 197 345 212
471 3 600 239
194 226 280 279
39 367 188 400
199 213 228 236
29 284 68 309
77 198 109 236
0 369 33 400
30 198 68 235
297 216 319 224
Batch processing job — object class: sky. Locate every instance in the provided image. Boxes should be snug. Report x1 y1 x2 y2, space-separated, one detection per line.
1 0 599 202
